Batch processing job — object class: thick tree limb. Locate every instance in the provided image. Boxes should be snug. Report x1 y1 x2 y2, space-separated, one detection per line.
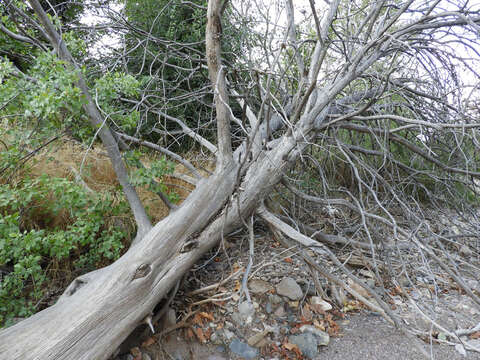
0 22 45 50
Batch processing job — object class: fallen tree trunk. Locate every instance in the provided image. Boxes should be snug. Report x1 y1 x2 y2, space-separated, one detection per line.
2 1 479 359
0 1 297 357
0 132 299 359
0 167 238 359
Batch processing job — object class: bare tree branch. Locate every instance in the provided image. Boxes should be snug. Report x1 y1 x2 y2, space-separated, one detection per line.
28 0 152 239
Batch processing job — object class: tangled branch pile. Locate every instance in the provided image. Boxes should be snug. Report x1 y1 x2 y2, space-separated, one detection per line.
0 0 479 358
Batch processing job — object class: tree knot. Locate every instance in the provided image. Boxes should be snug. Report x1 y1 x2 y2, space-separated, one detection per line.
132 263 152 280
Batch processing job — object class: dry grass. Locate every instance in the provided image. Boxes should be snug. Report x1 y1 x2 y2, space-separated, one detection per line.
0 132 215 316
1 126 219 228
28 139 118 191
22 137 214 224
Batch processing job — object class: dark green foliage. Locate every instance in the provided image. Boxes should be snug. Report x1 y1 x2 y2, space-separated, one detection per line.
118 0 243 149
38 0 85 25
120 0 210 145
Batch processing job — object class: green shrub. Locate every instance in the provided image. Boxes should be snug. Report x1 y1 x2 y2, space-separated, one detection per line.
0 175 130 327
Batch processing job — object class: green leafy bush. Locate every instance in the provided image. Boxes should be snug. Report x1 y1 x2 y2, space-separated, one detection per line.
0 175 130 327
93 72 142 133
125 150 179 204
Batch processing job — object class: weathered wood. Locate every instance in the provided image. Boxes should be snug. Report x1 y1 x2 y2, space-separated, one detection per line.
206 0 233 168
0 166 237 359
2 1 477 359
0 131 301 359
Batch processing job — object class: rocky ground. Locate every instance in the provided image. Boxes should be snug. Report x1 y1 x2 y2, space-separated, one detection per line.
114 230 480 360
